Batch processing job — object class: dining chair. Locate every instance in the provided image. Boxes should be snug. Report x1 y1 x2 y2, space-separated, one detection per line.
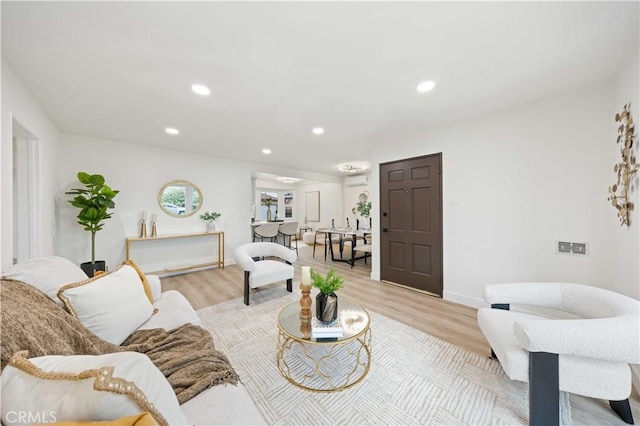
253 223 279 242
309 226 340 261
278 221 299 255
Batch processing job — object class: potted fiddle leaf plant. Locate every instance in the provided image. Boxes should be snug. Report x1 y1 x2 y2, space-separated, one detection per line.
200 211 221 232
310 267 344 322
355 194 372 229
66 172 119 277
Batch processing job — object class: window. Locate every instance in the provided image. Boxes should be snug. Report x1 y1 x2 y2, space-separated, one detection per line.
256 190 296 221
260 192 278 220
284 192 293 218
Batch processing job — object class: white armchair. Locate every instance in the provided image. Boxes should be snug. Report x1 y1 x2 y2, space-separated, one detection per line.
477 282 639 425
234 242 297 305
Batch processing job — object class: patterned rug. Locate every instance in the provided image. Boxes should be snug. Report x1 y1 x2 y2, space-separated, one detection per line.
197 287 570 425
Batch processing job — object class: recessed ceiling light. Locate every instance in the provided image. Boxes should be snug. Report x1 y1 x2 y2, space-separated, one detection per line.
312 127 325 135
165 127 179 135
192 84 210 96
416 80 435 93
262 148 272 155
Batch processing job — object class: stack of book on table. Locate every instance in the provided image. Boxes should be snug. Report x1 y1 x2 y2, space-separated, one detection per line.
311 317 343 338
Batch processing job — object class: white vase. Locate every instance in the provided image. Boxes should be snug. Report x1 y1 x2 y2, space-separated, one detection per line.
207 222 218 232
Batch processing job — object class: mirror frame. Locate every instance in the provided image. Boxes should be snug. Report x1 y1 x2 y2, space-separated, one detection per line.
157 180 203 218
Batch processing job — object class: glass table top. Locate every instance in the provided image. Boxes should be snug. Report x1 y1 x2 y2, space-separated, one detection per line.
277 298 370 343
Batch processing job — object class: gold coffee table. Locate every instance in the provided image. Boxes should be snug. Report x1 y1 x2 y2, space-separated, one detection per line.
276 298 372 392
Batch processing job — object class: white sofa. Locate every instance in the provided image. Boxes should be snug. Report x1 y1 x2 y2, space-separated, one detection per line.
1 256 265 425
142 275 265 425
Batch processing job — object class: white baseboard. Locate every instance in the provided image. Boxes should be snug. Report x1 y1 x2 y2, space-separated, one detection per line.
443 291 487 309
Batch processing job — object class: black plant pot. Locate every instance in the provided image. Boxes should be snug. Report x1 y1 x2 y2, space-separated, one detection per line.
80 261 107 278
316 292 338 322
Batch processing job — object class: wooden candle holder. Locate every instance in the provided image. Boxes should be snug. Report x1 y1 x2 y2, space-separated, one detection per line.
300 283 312 339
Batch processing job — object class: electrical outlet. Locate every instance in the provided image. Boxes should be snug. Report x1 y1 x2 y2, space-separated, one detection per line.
557 241 572 253
571 242 587 255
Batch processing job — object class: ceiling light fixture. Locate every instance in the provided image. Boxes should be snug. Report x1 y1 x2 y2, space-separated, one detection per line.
312 127 325 135
262 148 272 155
191 84 210 96
416 80 435 93
338 162 369 174
276 176 302 184
165 127 179 135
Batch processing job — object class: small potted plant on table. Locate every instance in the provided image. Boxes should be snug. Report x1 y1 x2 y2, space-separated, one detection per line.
311 267 344 322
200 211 221 232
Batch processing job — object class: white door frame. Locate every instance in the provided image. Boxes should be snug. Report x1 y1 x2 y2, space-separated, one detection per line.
12 118 41 263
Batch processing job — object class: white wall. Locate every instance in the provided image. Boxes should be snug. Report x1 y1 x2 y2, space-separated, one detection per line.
1 59 60 271
609 52 640 391
371 82 618 306
297 181 343 228
58 133 253 273
610 52 640 299
342 175 371 229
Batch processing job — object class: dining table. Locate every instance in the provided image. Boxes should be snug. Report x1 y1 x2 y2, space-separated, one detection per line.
316 227 372 268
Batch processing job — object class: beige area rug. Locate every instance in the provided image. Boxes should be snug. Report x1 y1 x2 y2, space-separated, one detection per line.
197 287 570 425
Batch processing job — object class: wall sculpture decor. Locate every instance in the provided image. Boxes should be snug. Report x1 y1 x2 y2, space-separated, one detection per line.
608 103 638 226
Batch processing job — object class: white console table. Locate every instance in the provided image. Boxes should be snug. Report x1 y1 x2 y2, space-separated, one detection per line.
125 231 224 275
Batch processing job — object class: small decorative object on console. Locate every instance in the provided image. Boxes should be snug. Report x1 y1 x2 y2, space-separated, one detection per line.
151 213 158 238
200 211 221 232
140 211 148 238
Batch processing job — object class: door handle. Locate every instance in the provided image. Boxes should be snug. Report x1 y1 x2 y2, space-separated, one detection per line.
383 228 388 232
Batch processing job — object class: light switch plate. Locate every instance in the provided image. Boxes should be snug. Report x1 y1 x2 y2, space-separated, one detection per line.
571 242 587 255
557 241 572 253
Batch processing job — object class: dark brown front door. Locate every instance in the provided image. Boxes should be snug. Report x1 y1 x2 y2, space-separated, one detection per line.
380 153 443 296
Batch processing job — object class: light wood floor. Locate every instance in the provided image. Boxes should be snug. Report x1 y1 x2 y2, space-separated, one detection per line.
161 243 639 425
162 243 489 355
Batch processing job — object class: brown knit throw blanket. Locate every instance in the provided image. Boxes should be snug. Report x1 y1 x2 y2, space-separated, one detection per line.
1 279 239 404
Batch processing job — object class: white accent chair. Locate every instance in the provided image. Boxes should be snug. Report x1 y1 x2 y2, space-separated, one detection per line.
477 282 640 425
234 242 297 305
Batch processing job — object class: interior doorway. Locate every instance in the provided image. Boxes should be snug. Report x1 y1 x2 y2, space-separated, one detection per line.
12 118 40 264
379 153 443 296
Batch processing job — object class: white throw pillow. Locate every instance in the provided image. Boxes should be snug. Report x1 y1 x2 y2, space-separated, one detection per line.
57 265 154 345
1 351 186 426
1 256 88 305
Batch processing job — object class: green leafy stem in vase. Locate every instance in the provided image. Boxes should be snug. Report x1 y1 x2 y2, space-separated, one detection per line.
200 211 221 222
356 201 372 218
310 267 344 295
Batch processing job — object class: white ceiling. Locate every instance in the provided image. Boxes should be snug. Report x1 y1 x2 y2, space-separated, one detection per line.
2 1 638 177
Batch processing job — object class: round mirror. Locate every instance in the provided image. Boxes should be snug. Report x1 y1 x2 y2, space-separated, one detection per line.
359 191 369 203
158 180 202 218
